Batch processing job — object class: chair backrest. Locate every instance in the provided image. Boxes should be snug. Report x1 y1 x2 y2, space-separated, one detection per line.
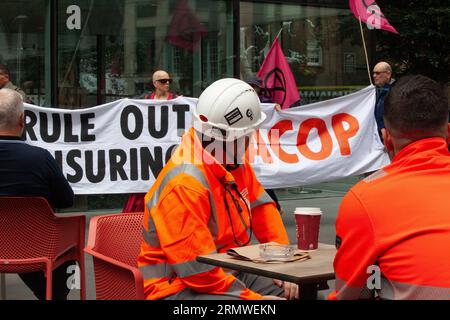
89 212 143 266
87 212 144 299
0 197 58 272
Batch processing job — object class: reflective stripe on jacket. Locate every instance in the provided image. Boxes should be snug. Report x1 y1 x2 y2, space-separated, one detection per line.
329 138 450 300
138 128 289 300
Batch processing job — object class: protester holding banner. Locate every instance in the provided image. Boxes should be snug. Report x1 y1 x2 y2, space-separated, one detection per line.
123 70 178 213
330 75 450 300
373 61 395 141
0 88 76 300
138 78 299 300
137 70 177 100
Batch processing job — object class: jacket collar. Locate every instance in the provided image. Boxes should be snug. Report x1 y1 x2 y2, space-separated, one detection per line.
392 137 449 164
0 135 22 141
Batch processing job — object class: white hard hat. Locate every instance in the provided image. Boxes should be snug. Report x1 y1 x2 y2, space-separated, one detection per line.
193 78 266 141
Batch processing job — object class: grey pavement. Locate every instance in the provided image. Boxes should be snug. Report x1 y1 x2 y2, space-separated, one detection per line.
1 179 359 300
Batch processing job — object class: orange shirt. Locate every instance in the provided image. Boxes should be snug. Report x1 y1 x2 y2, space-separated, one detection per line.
330 138 450 300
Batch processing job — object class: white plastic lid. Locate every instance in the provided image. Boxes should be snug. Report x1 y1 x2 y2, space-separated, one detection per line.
294 207 322 215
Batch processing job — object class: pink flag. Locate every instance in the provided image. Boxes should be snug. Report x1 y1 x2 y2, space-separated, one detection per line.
349 0 399 34
166 0 207 51
257 38 300 109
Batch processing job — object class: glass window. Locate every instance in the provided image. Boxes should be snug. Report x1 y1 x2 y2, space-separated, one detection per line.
56 0 234 108
240 1 370 105
0 0 49 106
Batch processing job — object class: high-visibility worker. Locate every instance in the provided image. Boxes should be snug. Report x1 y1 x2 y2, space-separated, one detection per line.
329 75 450 300
138 78 297 300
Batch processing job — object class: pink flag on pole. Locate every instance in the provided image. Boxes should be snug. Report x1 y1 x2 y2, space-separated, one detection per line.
257 37 300 109
349 0 399 34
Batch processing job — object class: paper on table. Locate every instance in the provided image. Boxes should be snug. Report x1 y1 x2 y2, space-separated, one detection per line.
227 243 310 264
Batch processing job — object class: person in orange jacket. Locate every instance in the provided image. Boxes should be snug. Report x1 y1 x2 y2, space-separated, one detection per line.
329 75 450 300
138 78 298 300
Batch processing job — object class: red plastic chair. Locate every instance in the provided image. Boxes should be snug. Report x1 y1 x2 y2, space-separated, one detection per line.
84 212 144 300
0 196 86 300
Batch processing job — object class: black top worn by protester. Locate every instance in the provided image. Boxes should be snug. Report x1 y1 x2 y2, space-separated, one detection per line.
0 136 74 209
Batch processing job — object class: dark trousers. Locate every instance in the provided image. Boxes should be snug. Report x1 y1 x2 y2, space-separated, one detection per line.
19 260 75 300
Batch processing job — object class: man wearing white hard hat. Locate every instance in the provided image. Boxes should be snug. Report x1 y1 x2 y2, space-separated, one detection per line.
138 78 298 300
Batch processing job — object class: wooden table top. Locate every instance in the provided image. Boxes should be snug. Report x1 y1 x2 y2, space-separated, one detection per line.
197 243 336 285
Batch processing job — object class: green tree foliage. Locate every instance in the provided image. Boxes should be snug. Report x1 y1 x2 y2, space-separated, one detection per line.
376 0 450 84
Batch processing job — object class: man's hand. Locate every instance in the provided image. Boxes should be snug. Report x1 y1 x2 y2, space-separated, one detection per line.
274 104 282 111
273 279 299 300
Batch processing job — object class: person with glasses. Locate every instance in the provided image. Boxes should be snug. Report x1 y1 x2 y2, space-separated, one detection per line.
123 70 179 213
138 70 177 100
373 62 395 141
138 79 298 300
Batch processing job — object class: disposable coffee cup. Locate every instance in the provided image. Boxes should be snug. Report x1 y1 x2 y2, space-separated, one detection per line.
293 207 322 251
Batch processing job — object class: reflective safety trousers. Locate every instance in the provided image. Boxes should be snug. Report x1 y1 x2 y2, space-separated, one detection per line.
329 138 450 300
138 128 289 300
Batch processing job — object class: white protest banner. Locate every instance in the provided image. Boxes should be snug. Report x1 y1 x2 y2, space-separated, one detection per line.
23 86 389 194
24 97 195 195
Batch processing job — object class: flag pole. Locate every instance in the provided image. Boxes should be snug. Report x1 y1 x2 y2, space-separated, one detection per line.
275 28 283 40
358 18 373 86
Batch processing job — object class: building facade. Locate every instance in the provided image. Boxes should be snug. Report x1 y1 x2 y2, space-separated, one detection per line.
1 0 374 109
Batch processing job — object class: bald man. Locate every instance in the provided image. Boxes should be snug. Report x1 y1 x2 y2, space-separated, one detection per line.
373 62 395 140
137 70 176 100
123 70 178 213
151 70 174 100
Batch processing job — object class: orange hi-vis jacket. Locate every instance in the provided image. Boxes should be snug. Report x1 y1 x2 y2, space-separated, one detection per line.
329 138 450 300
138 128 289 300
